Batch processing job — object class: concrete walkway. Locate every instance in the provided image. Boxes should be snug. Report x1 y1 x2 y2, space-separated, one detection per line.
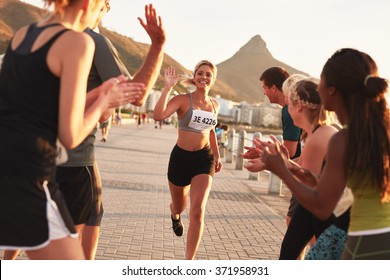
1 122 291 260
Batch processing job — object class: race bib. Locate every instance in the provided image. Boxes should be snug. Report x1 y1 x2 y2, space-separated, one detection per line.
188 110 217 131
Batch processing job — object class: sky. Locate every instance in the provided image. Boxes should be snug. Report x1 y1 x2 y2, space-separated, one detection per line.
22 0 390 79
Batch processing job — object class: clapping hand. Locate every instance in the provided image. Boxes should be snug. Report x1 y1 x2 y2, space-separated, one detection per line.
101 75 145 108
242 136 277 172
243 158 266 172
242 146 262 160
243 136 288 172
260 140 290 177
242 138 267 160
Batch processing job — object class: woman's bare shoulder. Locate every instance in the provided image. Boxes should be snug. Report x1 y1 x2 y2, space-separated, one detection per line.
317 125 338 137
305 125 338 150
170 93 190 103
328 129 348 146
13 25 30 37
322 129 348 160
51 31 95 62
59 31 93 48
11 25 30 48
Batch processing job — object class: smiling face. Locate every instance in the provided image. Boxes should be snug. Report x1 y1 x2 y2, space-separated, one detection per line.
262 81 278 103
193 64 215 90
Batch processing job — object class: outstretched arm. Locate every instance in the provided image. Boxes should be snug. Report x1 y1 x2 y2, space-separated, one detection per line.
153 66 180 121
132 4 166 106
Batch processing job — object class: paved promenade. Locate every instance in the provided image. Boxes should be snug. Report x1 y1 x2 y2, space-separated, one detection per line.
1 122 291 260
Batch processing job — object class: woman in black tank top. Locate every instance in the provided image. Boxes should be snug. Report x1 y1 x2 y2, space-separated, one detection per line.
0 0 144 260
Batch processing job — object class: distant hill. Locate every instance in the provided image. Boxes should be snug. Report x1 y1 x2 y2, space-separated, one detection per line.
217 35 308 103
0 0 43 50
0 0 307 103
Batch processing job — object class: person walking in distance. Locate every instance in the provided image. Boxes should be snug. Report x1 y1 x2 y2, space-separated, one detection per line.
100 115 112 142
116 111 122 125
153 62 222 259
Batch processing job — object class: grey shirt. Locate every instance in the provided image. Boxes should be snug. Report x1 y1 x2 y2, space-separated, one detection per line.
61 28 130 166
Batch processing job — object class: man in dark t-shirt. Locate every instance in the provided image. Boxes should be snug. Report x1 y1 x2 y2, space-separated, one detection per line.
59 2 165 259
259 67 302 222
281 105 301 159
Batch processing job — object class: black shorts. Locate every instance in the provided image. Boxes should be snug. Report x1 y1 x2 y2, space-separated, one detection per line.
287 195 299 217
168 144 215 186
0 175 77 249
57 163 104 226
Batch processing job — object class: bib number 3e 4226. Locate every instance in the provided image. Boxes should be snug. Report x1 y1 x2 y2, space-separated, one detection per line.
188 110 217 131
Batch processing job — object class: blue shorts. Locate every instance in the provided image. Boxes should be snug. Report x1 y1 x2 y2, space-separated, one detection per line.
305 224 348 260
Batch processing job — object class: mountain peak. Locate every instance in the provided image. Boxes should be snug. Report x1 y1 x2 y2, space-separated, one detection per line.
236 35 272 57
248 35 267 48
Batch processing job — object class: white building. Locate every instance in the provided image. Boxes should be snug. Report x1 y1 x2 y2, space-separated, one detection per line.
232 102 282 128
214 96 238 116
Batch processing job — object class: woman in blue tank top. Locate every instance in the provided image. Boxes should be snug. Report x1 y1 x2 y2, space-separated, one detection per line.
0 0 144 260
154 61 222 259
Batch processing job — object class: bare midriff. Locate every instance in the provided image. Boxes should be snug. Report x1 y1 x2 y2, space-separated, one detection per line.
176 130 210 151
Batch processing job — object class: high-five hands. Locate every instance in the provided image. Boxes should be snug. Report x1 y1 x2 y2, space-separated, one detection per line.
138 4 166 46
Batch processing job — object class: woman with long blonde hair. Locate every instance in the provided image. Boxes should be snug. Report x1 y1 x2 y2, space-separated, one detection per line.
154 61 222 259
